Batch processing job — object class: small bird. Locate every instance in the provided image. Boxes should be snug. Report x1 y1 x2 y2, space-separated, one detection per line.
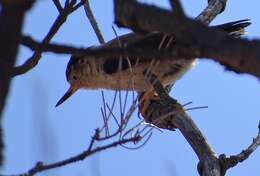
56 19 250 107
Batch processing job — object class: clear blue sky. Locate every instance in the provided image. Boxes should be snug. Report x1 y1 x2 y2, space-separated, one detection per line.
2 0 260 176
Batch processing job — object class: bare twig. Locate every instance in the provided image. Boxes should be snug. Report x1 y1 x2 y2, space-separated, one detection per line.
83 0 105 44
219 122 260 175
19 134 140 176
81 0 111 139
185 106 208 111
12 0 84 76
52 0 63 13
3 112 144 176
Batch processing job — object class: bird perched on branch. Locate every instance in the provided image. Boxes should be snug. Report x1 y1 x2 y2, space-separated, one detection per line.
56 19 250 107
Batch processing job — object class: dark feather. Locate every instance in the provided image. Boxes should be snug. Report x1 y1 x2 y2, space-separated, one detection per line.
212 19 251 37
103 57 139 74
162 64 183 78
66 55 82 81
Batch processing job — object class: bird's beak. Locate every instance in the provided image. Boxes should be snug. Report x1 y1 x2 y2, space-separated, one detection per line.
55 85 78 107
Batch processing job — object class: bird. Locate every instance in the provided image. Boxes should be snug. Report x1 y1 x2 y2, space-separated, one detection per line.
56 19 251 107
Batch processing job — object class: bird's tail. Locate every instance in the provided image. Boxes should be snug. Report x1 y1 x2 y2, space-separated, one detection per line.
212 19 251 38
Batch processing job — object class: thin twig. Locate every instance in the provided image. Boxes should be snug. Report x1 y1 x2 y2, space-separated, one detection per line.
106 103 120 128
52 0 63 13
219 122 260 175
185 106 208 111
12 0 85 76
83 0 105 44
16 135 140 176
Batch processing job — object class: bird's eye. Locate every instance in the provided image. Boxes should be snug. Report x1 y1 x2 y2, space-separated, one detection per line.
72 75 77 80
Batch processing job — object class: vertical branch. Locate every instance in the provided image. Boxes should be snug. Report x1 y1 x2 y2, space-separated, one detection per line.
0 0 35 166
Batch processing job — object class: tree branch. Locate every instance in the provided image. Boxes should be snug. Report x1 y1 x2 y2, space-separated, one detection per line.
0 0 35 166
11 0 84 77
83 0 105 44
20 1 260 80
218 122 260 175
114 0 260 79
20 134 140 176
197 0 227 25
146 72 221 176
52 0 63 13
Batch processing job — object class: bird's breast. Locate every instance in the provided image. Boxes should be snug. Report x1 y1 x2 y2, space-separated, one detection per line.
81 58 196 91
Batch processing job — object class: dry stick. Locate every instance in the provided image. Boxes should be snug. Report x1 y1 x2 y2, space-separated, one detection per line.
218 122 260 175
20 136 140 176
82 1 111 135
83 0 105 44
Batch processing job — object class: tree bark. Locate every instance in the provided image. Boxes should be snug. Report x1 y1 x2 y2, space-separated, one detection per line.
0 0 34 166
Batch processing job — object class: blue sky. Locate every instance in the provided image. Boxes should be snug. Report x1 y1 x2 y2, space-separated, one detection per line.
2 0 260 176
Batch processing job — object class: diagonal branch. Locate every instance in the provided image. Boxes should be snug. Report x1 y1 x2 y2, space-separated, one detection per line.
146 72 221 176
83 0 105 44
21 135 139 176
219 122 260 175
197 0 227 24
52 0 63 13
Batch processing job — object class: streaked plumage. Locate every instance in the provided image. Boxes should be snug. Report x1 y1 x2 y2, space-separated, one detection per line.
56 19 251 107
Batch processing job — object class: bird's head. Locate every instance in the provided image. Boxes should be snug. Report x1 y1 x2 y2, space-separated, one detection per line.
56 55 90 107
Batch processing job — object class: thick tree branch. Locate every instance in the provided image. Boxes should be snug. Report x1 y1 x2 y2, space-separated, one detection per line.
146 72 221 176
20 2 260 79
0 0 35 166
114 0 260 78
166 0 227 91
